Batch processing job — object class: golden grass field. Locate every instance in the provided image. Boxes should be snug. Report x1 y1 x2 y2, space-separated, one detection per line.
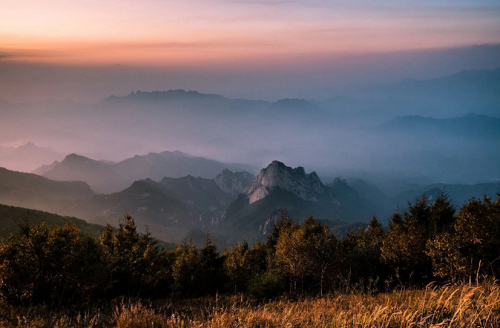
3 284 500 328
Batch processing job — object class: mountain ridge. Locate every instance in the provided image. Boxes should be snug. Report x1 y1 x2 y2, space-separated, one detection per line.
38 151 258 193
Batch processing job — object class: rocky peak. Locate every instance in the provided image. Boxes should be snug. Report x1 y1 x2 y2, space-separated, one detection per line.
246 161 325 204
215 169 254 197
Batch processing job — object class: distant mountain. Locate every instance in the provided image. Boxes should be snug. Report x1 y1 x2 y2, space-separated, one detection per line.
380 114 500 139
0 142 65 173
65 169 254 244
378 68 500 98
0 167 94 214
102 90 325 123
214 169 254 197
363 67 500 117
32 160 60 175
346 178 388 206
40 151 257 193
320 67 500 125
391 182 500 211
104 89 226 103
223 161 371 243
271 98 317 111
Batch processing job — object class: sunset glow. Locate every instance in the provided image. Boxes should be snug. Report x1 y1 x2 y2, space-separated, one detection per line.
2 0 500 66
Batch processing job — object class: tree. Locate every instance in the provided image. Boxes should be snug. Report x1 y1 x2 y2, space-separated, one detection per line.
224 240 267 293
338 216 385 293
427 195 500 282
172 241 200 296
100 215 170 297
429 193 456 235
309 222 337 296
381 197 433 286
266 210 294 254
0 221 104 306
275 226 309 292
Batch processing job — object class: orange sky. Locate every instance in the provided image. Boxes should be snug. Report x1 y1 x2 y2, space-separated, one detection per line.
2 0 500 66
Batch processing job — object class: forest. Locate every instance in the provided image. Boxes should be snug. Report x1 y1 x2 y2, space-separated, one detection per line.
0 194 499 327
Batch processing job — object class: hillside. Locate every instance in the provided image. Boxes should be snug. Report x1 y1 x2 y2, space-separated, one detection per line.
0 203 105 239
0 167 94 215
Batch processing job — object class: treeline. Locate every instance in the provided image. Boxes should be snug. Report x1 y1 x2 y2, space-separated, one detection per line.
0 194 499 306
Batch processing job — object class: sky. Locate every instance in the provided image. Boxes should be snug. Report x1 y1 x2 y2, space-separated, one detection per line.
1 0 500 101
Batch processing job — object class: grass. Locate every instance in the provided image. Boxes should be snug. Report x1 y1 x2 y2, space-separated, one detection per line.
1 284 499 327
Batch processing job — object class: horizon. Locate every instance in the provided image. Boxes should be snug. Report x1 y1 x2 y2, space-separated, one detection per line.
1 64 500 105
2 0 500 102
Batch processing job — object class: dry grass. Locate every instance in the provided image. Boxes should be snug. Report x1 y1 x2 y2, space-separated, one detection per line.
1 284 499 327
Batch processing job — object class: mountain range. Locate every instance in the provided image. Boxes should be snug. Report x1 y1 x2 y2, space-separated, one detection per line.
2 153 500 245
1 67 499 185
38 151 257 193
0 142 64 172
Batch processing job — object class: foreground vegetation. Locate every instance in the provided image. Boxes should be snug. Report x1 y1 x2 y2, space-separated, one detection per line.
0 193 499 326
1 283 499 327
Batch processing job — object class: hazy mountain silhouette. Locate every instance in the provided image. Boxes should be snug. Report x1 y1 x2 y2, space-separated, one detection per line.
0 142 64 172
390 183 500 211
40 151 257 193
359 67 500 118
380 114 500 138
104 89 226 103
32 160 60 175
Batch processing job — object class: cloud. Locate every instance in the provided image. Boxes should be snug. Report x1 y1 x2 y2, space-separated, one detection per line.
0 48 72 62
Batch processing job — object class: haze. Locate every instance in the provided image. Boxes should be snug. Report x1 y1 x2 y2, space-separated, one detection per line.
1 0 499 189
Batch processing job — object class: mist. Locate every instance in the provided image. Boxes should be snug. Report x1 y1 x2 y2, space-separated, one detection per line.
1 59 499 188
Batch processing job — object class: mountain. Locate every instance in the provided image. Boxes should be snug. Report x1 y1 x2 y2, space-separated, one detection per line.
41 153 116 192
0 142 65 173
319 67 500 126
354 113 500 184
0 203 106 239
102 90 327 124
0 167 94 214
65 169 254 244
223 161 372 243
32 160 60 175
362 67 500 117
377 68 500 98
215 169 254 197
391 182 500 211
246 161 325 204
346 178 388 206
380 114 500 139
271 98 317 112
104 89 226 103
40 151 257 193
